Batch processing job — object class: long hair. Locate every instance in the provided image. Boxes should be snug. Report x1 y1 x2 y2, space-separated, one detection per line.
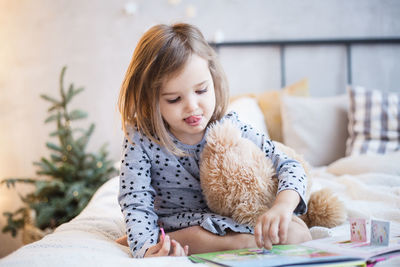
118 23 229 155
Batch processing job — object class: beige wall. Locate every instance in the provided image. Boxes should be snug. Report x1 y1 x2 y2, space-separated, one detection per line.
1 0 399 258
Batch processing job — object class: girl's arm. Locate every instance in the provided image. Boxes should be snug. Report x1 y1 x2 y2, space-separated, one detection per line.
167 226 256 255
118 131 159 258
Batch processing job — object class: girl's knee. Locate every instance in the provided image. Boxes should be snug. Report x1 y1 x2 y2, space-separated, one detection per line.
297 227 312 243
285 217 312 244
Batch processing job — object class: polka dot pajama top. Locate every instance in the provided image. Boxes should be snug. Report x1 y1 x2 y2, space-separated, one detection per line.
118 112 308 258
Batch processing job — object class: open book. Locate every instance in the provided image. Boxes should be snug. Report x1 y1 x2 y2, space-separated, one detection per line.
189 245 367 267
189 228 400 267
302 232 400 264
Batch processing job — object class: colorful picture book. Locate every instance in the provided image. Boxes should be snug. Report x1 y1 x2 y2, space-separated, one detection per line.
189 245 366 267
302 232 400 264
188 224 400 267
189 220 400 266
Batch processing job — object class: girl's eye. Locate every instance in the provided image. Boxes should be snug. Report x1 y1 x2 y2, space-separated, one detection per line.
196 88 208 94
167 97 180 103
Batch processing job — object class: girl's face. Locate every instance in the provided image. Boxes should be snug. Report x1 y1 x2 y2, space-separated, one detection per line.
159 54 216 145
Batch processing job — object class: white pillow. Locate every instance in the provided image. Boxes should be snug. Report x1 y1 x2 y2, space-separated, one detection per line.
280 94 349 167
327 152 400 176
228 97 269 136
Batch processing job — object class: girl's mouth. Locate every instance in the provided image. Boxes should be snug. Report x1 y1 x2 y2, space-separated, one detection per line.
184 115 202 126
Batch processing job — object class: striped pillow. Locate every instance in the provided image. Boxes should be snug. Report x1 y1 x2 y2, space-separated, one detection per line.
346 86 400 155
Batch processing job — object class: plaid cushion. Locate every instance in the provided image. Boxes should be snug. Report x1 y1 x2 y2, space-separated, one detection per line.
346 86 400 155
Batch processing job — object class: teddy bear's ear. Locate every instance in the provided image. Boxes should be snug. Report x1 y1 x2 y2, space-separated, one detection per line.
205 120 242 153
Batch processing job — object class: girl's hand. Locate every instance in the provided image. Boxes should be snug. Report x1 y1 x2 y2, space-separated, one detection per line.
144 235 189 257
254 202 292 250
254 190 301 250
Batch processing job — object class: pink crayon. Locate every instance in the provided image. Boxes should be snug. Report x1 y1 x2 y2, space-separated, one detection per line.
160 227 165 240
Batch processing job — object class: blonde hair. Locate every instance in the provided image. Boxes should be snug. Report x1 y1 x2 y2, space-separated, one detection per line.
118 23 229 155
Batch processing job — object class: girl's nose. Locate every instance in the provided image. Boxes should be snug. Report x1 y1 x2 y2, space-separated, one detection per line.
185 95 198 112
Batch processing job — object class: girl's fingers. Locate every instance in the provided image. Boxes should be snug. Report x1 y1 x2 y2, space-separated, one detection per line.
263 236 272 250
269 219 280 244
170 239 185 256
147 236 188 257
278 216 290 244
176 241 186 256
145 246 156 256
169 239 177 256
146 239 163 257
158 235 171 256
262 220 272 250
254 220 263 248
146 243 162 257
155 236 164 250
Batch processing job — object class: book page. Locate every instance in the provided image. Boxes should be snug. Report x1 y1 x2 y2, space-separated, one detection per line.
190 245 364 267
303 222 400 259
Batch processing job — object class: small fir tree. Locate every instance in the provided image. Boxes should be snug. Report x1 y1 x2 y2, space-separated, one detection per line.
1 66 117 237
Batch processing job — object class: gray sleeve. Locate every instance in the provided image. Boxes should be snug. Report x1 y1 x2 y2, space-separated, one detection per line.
267 142 308 214
118 130 159 258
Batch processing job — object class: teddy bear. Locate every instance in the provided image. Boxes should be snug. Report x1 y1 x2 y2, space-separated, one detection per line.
199 119 347 229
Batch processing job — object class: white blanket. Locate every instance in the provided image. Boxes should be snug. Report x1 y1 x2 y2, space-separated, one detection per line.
1 153 399 267
312 153 400 223
311 171 400 222
0 177 198 267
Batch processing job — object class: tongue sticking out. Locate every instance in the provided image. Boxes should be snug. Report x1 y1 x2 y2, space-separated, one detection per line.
185 115 202 124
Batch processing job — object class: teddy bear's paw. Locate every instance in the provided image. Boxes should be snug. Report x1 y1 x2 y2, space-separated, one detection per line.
301 188 347 228
309 226 333 240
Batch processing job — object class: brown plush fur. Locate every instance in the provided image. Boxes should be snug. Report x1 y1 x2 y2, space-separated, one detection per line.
200 120 347 228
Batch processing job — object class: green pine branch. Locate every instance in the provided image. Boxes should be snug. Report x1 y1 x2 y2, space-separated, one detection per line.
1 66 117 237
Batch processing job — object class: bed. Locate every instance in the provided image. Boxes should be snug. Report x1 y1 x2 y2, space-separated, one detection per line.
1 38 400 267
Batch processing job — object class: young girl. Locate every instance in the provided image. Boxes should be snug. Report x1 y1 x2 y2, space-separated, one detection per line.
117 23 311 258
